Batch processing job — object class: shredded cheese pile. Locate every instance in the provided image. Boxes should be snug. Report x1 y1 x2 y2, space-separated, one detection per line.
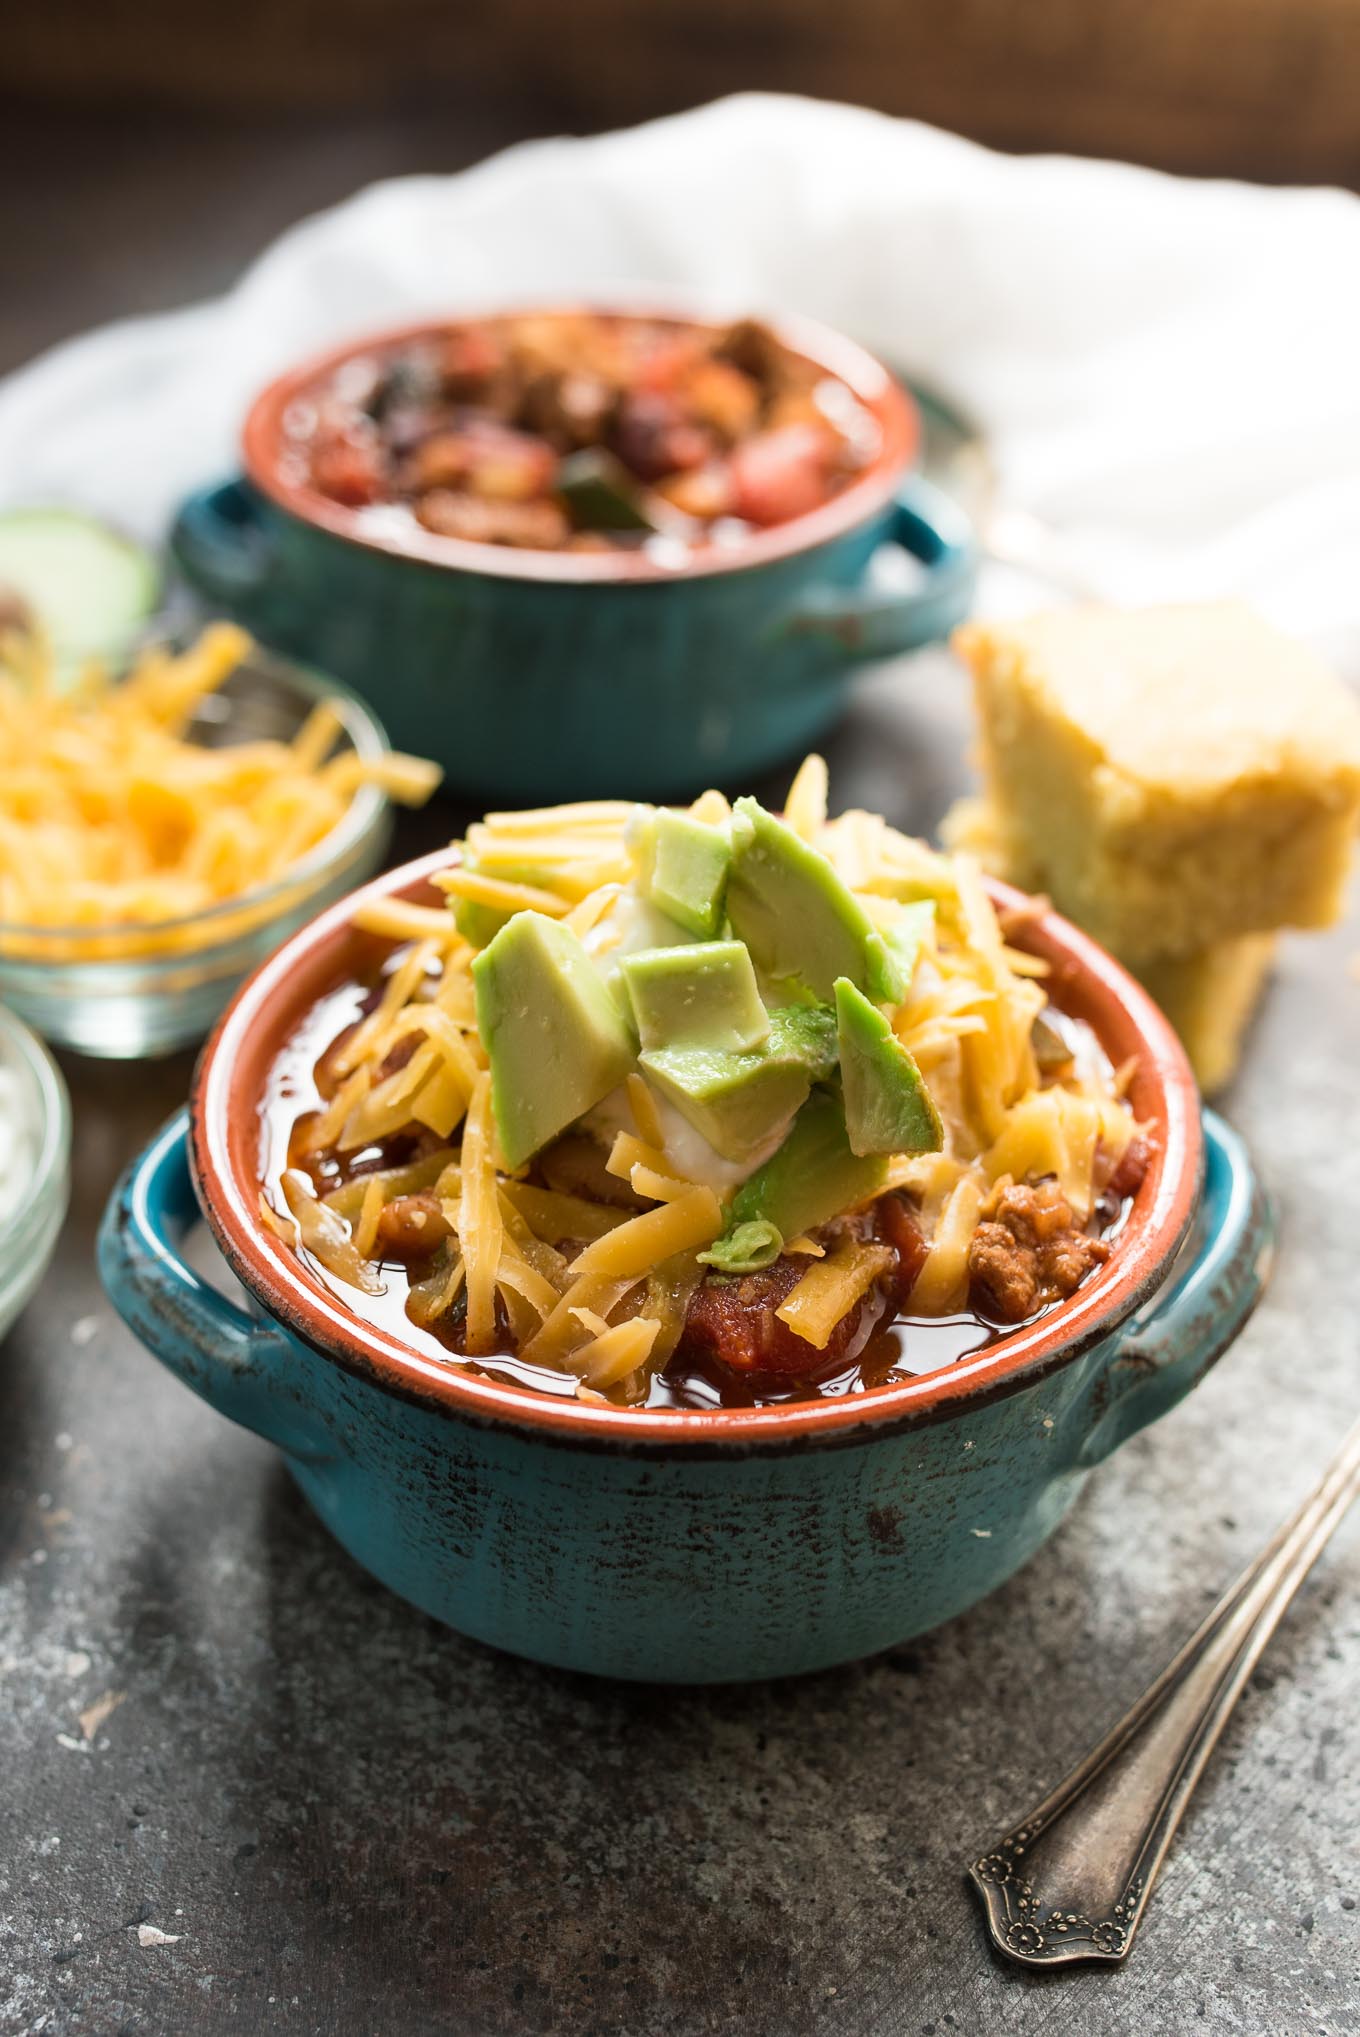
267 757 1141 1401
0 622 440 957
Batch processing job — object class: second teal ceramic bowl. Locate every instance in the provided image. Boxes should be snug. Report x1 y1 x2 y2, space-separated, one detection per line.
170 307 976 802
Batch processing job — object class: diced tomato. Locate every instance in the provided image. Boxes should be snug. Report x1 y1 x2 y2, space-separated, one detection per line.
876 1194 929 1309
728 423 835 526
439 324 504 396
633 329 709 395
309 436 385 507
681 1259 869 1377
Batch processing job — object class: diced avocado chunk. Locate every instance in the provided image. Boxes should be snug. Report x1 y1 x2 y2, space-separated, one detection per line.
766 1000 839 1081
726 797 876 1000
864 900 935 1006
728 1090 888 1241
640 1044 810 1165
834 977 943 1158
637 1006 834 1164
635 808 731 939
471 912 636 1170
620 941 769 1053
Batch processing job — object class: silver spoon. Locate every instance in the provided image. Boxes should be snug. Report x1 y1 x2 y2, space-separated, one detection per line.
969 1414 1360 1967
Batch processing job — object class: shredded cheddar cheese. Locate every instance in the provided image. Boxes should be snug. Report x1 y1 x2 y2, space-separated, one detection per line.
784 752 829 842
577 1314 661 1389
775 1239 897 1349
459 1071 504 1354
625 1071 665 1150
353 1176 386 1260
432 867 572 917
0 622 440 957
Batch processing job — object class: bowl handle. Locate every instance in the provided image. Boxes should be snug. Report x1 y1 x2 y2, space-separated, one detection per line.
789 474 977 659
1079 1110 1273 1468
98 1110 333 1464
170 479 281 630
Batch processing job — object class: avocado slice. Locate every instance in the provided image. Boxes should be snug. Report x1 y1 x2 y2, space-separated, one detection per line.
726 797 877 1001
638 1006 835 1164
834 978 943 1158
864 900 935 1006
0 509 159 673
634 808 731 939
471 912 637 1169
727 1090 889 1241
620 941 769 1054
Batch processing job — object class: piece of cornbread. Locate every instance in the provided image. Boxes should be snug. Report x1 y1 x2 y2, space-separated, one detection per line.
952 603 1360 960
942 790 1276 1092
1134 935 1277 1095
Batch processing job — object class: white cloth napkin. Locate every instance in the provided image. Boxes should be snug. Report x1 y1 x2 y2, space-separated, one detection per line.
3 93 1360 666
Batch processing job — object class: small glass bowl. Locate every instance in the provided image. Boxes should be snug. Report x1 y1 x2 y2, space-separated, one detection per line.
0 1001 71 1339
0 646 396 1058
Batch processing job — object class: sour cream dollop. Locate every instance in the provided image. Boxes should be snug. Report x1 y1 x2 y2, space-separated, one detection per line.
0 1057 40 1230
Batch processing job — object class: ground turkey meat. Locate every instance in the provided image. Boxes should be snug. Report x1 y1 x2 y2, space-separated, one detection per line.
967 1180 1110 1324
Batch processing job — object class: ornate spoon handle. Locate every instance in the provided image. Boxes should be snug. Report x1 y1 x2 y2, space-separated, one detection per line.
970 1416 1360 1968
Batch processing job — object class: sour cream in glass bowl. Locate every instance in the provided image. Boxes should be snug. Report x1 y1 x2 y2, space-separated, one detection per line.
0 1002 71 1339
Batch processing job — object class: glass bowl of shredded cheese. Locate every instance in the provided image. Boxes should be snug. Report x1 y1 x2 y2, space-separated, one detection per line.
0 1000 70 1339
0 623 440 1056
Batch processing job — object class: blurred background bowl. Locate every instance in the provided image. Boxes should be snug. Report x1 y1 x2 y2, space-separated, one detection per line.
0 644 395 1058
172 306 974 801
0 1000 70 1336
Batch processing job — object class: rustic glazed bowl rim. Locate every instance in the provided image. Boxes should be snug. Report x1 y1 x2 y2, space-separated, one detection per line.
241 299 921 587
191 849 1202 1445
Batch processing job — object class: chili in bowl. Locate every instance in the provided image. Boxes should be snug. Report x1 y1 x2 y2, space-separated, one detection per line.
99 761 1271 1682
171 304 975 802
253 760 1155 1410
277 310 887 561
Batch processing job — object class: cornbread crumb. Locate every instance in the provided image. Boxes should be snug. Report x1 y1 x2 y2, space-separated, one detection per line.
953 603 1360 960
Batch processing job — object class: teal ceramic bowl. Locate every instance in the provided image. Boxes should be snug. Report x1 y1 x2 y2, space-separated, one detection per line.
97 854 1272 1683
170 307 976 802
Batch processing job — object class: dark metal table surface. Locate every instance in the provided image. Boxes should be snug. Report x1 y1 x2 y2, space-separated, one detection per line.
2 647 1357 2037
